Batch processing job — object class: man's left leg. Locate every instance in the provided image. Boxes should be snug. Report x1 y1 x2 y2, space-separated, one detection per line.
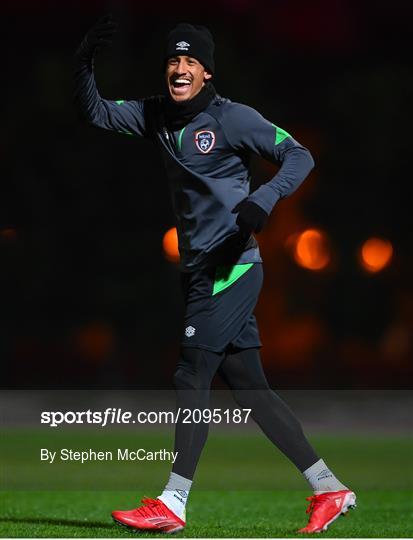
218 347 356 533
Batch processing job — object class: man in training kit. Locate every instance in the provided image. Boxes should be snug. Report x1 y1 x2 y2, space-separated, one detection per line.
74 16 356 535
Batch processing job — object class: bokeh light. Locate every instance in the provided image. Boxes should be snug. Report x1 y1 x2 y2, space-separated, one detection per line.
0 227 17 241
163 227 180 263
290 229 330 271
73 322 115 363
360 237 393 273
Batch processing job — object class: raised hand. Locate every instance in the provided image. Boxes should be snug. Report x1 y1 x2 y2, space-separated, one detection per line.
77 15 118 59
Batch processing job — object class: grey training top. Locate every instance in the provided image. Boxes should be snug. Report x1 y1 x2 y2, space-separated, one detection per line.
74 59 315 272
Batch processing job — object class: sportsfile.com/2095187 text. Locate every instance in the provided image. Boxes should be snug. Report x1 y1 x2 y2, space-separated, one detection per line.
40 408 251 427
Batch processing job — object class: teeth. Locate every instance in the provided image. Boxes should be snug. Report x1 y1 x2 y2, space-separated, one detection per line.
175 79 191 84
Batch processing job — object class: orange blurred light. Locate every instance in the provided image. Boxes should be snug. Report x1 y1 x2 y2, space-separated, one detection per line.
292 229 330 270
0 227 17 240
163 227 180 263
360 237 393 273
74 322 115 363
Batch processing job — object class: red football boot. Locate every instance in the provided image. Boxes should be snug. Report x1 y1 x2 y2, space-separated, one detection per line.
298 489 357 533
112 497 185 533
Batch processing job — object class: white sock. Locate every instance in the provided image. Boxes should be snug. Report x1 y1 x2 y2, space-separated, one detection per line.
158 472 192 521
303 459 348 494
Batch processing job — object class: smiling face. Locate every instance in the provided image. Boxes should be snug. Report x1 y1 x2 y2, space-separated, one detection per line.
166 56 212 102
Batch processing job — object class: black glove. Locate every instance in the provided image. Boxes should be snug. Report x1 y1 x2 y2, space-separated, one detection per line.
77 15 118 59
232 199 268 234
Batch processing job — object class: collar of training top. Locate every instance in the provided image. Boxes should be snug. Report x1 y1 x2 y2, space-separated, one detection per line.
163 81 217 131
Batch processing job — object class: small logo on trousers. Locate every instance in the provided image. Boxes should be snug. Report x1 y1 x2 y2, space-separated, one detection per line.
185 326 196 337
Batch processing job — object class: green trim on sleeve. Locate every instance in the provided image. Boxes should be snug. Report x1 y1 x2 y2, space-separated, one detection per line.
212 263 254 296
177 127 186 151
115 101 132 134
271 123 291 145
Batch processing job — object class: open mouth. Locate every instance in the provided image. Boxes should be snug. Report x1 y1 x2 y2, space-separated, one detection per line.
170 78 192 97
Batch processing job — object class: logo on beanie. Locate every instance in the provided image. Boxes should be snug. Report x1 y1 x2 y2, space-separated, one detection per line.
195 131 215 154
176 41 190 51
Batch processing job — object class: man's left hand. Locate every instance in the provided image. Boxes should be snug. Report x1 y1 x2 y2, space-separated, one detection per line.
232 199 268 234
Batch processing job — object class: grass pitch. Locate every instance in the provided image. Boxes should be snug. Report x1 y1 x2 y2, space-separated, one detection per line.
1 489 411 538
0 432 412 537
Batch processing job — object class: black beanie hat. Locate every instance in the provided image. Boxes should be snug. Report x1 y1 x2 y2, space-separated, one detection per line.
165 23 215 75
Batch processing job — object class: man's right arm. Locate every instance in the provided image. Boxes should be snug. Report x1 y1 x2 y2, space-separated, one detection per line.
73 16 147 137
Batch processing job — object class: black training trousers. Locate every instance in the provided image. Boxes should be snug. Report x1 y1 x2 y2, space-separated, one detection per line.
172 346 319 480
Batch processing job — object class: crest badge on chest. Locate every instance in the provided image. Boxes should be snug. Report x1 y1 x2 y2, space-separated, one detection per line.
195 130 216 154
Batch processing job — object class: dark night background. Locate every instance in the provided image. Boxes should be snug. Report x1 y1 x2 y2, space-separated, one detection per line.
1 0 412 389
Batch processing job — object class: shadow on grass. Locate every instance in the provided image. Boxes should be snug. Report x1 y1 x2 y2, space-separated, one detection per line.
0 517 114 530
